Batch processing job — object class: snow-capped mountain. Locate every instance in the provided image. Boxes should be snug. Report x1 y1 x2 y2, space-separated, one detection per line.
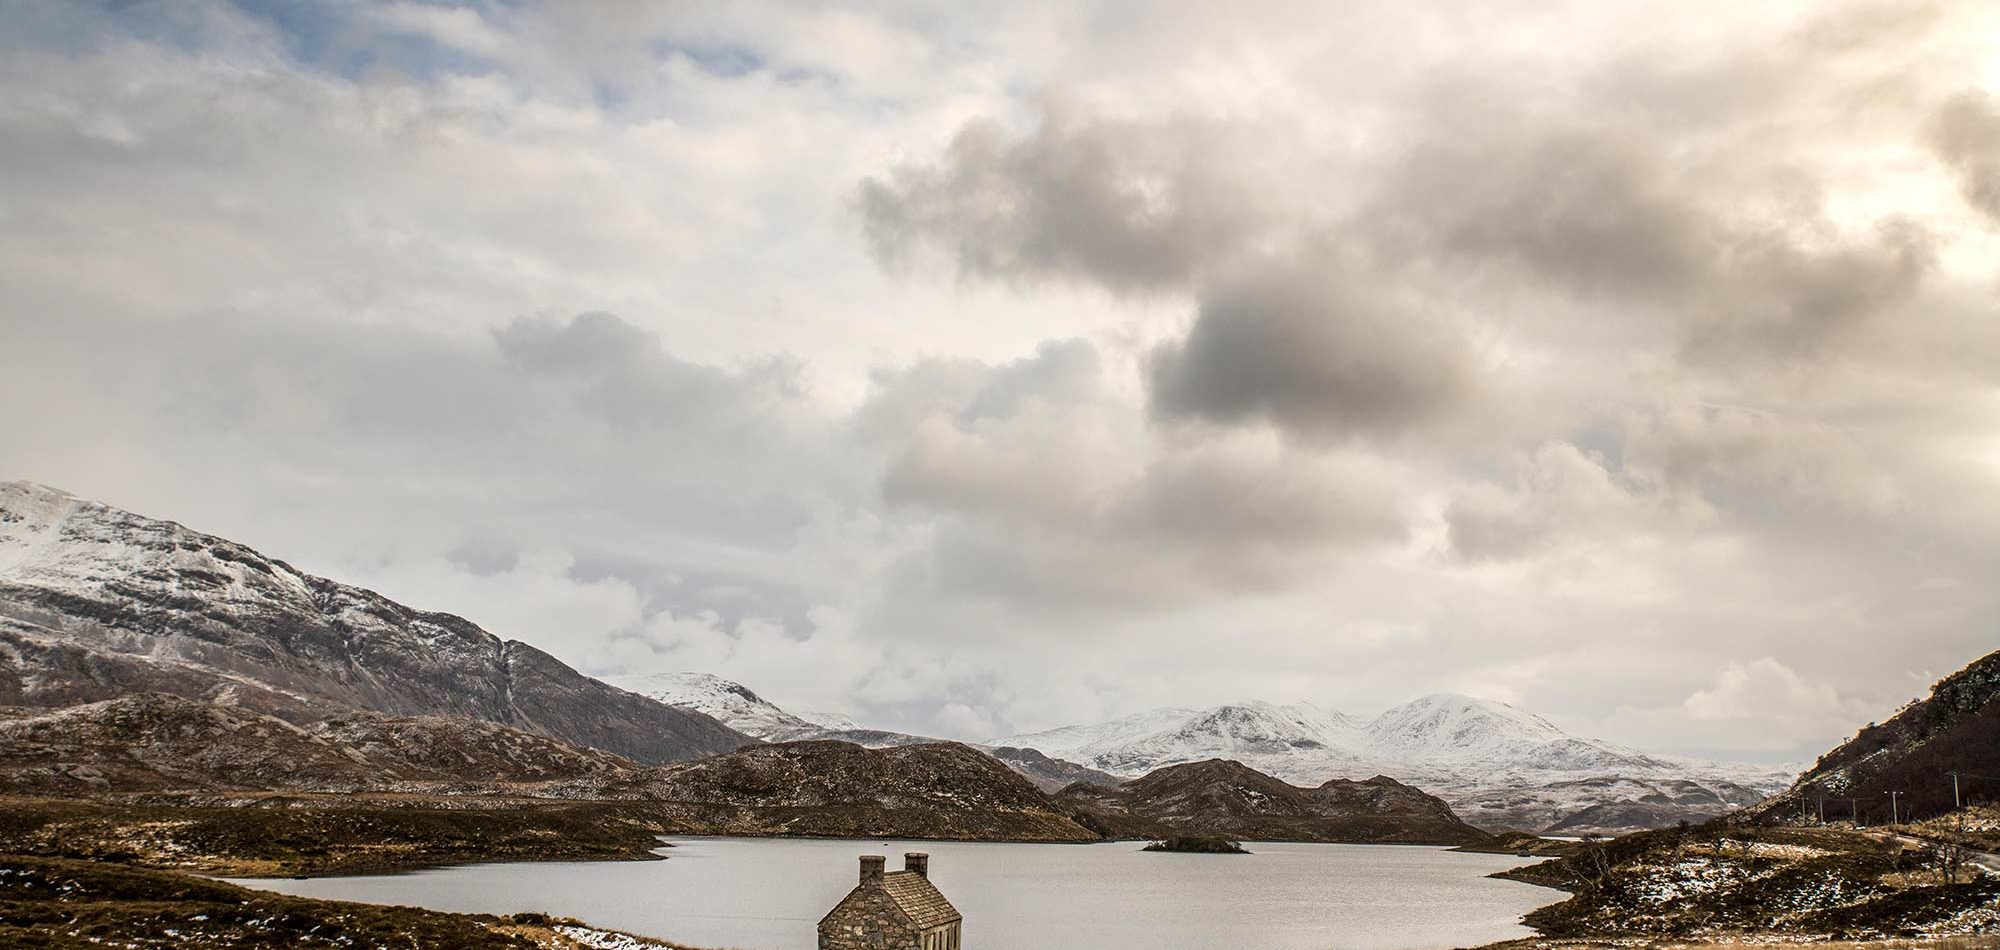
1015 701 1378 778
997 693 1798 833
794 709 864 731
0 481 752 765
606 672 832 742
614 666 1793 831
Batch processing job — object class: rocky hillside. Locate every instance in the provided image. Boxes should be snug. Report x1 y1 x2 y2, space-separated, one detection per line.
0 481 751 764
1001 694 1795 833
1056 758 1493 846
1763 646 2000 825
1498 822 1999 940
577 739 1101 842
0 694 638 794
0 696 1111 845
984 745 1123 792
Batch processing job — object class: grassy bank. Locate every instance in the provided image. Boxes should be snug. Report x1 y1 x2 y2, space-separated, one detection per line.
0 854 698 949
0 795 675 877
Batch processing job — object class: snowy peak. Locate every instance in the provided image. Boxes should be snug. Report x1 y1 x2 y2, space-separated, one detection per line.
1153 701 1365 757
998 700 1380 780
992 690 1792 832
997 706 1202 762
0 479 319 613
795 709 864 731
1363 692 1572 761
606 672 827 741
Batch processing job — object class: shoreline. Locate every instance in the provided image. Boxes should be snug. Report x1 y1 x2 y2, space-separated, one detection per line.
0 792 1508 880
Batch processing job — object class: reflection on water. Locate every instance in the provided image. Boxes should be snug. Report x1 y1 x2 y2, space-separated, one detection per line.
234 837 1557 950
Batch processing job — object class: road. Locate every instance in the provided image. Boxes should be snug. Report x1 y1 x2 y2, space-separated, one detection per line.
1862 829 2000 873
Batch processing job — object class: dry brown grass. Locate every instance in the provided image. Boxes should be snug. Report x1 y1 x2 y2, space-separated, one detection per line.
1474 937 2000 950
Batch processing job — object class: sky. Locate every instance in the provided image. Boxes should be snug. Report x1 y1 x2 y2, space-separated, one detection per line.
3 0 1999 764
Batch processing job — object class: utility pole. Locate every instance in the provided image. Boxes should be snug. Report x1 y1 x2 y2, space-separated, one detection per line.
1951 772 1961 810
1888 790 1901 825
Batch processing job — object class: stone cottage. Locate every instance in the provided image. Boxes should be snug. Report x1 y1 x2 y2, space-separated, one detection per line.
817 852 962 950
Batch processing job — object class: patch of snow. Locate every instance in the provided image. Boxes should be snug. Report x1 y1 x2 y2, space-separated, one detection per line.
549 923 683 948
605 672 827 741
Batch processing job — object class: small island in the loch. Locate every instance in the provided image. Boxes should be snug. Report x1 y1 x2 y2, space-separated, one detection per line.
1142 835 1250 854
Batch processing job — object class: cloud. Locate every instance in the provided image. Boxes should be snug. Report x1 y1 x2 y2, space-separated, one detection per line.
1147 253 1484 441
867 340 1415 607
1374 77 1941 368
1674 658 1882 754
857 103 1287 294
1622 404 1904 514
1446 443 1659 562
6 0 2000 753
1597 657 1882 756
1931 90 2000 226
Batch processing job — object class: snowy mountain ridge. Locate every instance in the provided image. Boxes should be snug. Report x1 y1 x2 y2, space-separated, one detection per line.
996 692 1796 832
606 672 830 742
999 692 1775 783
610 665 1798 832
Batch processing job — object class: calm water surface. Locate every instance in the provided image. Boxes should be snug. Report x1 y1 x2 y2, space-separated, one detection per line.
233 837 1557 950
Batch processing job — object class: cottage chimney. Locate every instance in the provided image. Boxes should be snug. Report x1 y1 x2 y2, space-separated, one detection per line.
904 852 929 878
859 854 886 884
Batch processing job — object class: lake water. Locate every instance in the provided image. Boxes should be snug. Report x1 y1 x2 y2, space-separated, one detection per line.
233 837 1558 950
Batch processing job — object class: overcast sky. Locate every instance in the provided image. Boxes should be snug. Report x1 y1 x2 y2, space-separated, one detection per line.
4 0 1999 763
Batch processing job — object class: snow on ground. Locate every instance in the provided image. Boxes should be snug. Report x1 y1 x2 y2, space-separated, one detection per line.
549 923 685 949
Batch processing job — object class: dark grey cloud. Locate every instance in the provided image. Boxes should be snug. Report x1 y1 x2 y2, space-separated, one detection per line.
856 106 1277 294
1383 128 1712 303
1931 90 2000 225
1682 219 1934 362
1373 91 1939 366
1147 256 1479 440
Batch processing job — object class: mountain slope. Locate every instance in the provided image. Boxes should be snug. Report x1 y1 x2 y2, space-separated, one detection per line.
983 745 1123 792
1056 758 1491 845
1762 646 2000 824
0 481 752 764
0 693 638 793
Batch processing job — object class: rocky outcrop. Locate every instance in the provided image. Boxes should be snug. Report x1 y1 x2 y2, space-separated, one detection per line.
1057 758 1492 845
1500 823 1999 940
575 739 1101 842
983 745 1122 793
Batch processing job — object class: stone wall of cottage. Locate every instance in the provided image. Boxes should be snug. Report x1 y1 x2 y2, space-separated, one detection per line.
818 889 914 950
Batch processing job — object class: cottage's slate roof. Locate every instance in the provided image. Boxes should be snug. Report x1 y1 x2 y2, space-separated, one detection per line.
879 871 961 929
